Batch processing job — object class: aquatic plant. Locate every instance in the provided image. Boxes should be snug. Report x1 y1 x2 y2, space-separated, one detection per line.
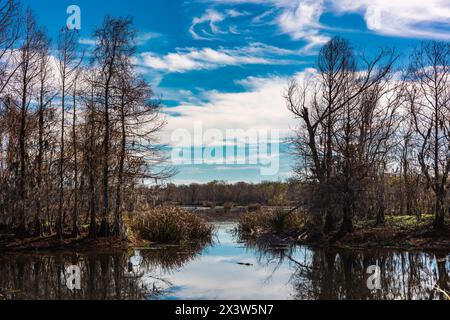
131 207 213 244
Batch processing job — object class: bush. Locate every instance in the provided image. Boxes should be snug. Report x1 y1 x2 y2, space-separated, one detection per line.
202 201 216 208
247 203 261 212
223 202 235 210
239 208 305 236
131 207 213 244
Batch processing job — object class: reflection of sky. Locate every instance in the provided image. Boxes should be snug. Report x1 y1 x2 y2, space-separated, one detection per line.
143 223 303 300
137 223 450 300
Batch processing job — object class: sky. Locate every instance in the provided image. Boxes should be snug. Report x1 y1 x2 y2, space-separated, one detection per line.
23 0 450 184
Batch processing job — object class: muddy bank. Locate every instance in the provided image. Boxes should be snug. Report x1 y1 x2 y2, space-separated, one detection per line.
239 224 450 252
0 231 130 252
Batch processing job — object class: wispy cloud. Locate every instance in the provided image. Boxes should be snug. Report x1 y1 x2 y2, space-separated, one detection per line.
330 0 450 40
189 8 249 40
209 0 450 40
135 31 161 45
79 31 161 47
135 42 301 73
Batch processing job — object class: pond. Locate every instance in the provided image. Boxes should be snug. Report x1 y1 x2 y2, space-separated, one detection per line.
0 222 449 300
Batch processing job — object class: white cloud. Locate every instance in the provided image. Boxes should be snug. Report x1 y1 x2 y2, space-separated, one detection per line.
79 38 97 46
135 32 161 45
276 0 324 39
189 8 249 40
135 43 300 73
160 71 315 147
79 31 161 47
330 0 450 40
208 0 450 45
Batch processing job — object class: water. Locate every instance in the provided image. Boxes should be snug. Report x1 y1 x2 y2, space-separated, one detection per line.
0 222 449 300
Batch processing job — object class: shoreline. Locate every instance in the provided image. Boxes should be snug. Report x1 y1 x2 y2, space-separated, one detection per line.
2 218 450 253
239 225 450 253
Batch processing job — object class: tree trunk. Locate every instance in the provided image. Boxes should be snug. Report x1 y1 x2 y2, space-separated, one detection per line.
99 77 112 238
113 97 126 237
71 82 80 238
434 189 445 232
323 208 335 234
57 80 65 241
34 88 44 237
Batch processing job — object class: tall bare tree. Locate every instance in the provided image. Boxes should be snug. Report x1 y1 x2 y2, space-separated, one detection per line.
55 26 81 240
408 41 450 231
286 37 397 234
92 16 135 237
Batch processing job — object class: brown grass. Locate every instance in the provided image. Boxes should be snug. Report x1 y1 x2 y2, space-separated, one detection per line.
131 207 213 244
239 208 306 236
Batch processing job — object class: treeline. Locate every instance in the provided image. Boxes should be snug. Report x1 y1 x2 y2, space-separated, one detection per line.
146 175 438 218
149 181 300 207
286 37 450 234
0 1 171 239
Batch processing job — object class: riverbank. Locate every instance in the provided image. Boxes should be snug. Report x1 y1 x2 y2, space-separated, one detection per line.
0 232 130 252
0 207 214 252
238 211 450 252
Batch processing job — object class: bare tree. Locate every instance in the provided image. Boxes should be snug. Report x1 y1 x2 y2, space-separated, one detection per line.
33 31 54 236
55 26 81 240
408 41 450 231
286 37 397 234
0 0 20 95
92 16 135 237
12 8 45 237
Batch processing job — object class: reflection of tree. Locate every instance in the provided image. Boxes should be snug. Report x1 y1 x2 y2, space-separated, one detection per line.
0 245 204 300
245 241 449 300
139 244 204 273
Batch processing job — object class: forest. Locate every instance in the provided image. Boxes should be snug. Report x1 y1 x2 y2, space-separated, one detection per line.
281 36 450 238
0 0 172 243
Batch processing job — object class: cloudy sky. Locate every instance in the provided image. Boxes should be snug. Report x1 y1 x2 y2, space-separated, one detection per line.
24 0 450 184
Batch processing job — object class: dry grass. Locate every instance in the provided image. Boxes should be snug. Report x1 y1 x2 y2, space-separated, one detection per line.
131 207 213 244
239 208 306 236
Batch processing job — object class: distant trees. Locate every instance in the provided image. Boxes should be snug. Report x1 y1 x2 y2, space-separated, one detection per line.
153 180 301 207
0 2 170 240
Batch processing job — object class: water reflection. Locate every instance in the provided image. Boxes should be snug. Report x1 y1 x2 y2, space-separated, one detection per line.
245 240 450 300
0 247 203 300
0 223 448 300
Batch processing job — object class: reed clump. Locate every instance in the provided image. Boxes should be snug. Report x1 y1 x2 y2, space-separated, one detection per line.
239 208 305 236
131 207 213 244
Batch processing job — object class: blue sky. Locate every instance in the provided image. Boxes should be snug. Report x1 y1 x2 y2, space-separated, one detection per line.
24 0 450 184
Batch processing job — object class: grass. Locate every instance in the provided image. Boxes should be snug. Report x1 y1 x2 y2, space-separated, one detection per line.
354 214 435 231
130 207 214 245
238 209 450 250
239 208 306 236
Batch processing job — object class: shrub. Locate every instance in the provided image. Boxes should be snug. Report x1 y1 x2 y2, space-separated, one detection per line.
223 202 235 210
239 208 305 236
202 201 216 208
131 207 213 244
247 203 261 212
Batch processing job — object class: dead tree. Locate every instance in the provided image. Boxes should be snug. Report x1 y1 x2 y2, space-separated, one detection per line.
55 26 81 240
286 37 397 234
92 16 135 237
408 41 450 231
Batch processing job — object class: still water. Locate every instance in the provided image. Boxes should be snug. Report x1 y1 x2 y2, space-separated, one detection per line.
0 222 449 300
